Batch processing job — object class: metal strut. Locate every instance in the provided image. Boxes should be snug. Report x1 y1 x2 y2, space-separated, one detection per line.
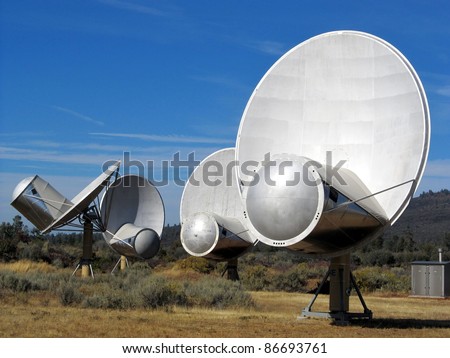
111 255 129 274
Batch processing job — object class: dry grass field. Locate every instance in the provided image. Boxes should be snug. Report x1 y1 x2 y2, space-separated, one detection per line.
1 261 449 338
1 288 449 338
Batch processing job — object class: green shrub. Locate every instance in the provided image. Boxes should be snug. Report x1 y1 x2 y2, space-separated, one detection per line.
52 258 65 269
175 257 215 274
274 267 308 292
241 265 272 291
185 277 254 309
353 266 409 292
273 263 325 293
82 291 137 310
21 271 64 291
0 270 33 292
362 250 396 266
140 276 187 309
58 281 83 306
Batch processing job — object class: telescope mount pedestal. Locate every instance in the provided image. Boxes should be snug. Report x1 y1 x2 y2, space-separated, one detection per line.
71 219 95 279
300 254 372 325
222 258 240 281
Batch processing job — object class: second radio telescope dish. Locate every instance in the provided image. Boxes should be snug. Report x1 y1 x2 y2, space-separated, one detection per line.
180 148 256 260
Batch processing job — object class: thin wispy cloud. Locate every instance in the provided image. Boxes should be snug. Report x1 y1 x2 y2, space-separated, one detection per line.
190 75 250 93
28 140 63 148
190 124 239 138
0 131 55 138
90 132 234 145
421 72 450 96
52 106 105 126
246 40 287 56
435 85 450 97
98 0 173 17
221 35 287 56
23 139 167 154
0 142 223 170
0 146 109 166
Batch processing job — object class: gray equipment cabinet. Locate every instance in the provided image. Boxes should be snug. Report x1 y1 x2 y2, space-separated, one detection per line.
411 261 450 297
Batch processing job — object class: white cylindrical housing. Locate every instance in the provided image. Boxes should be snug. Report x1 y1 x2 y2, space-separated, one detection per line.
242 155 325 248
11 176 72 232
181 212 252 261
109 223 160 260
245 155 324 243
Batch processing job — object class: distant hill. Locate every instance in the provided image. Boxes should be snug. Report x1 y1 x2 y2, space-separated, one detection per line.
383 190 450 244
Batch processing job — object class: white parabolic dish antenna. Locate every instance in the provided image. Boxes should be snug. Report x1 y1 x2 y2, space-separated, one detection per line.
236 31 430 255
180 148 256 261
101 175 165 260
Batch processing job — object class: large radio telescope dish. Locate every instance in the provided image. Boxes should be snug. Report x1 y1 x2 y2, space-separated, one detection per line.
236 31 430 254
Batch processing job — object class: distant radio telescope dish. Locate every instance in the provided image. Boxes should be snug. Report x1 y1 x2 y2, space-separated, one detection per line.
11 161 121 277
11 161 165 277
236 31 430 256
180 148 256 261
100 175 165 260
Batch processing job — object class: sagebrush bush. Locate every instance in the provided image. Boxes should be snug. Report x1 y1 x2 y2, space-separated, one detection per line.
272 263 326 293
353 266 409 292
185 277 254 309
17 242 43 262
82 291 138 310
23 271 66 291
0 270 33 292
174 257 215 274
140 276 187 309
273 266 308 292
241 265 272 291
58 281 83 306
361 250 396 267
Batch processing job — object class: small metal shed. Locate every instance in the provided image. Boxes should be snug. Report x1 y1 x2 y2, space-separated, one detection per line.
411 261 450 298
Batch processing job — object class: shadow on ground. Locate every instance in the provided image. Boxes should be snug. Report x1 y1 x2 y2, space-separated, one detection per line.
354 318 450 329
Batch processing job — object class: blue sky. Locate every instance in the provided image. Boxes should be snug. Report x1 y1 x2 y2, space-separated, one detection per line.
1 0 450 227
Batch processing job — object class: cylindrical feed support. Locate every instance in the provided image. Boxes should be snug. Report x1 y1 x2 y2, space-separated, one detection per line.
329 254 351 312
81 220 94 278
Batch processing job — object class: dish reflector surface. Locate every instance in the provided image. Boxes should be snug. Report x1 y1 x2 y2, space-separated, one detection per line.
100 174 164 259
236 31 430 224
180 148 256 260
181 148 249 228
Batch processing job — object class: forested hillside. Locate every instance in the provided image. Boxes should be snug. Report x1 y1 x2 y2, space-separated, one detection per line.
384 189 450 244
